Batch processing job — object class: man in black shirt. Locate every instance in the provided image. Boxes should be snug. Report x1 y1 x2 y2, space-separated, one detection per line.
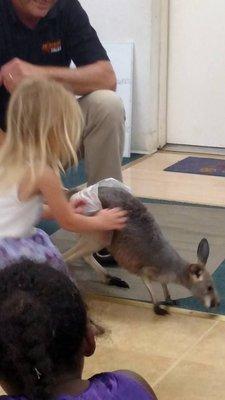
0 0 125 185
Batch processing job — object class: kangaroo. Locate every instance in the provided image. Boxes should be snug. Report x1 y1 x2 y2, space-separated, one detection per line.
64 185 219 315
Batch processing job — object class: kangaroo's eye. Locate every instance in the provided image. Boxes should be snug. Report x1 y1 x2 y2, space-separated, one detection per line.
208 286 213 292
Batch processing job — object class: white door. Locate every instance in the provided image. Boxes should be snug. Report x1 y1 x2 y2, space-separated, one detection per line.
167 0 225 147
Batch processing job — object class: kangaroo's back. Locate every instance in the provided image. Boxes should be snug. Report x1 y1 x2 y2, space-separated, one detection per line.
98 186 174 273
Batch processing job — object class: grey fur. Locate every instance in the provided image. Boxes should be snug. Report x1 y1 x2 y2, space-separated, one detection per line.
64 187 219 315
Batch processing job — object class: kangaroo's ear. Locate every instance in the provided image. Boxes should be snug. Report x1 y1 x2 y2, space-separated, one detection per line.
197 238 209 266
189 263 204 282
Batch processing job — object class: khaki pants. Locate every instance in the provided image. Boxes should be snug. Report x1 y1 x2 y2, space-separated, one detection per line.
78 90 125 186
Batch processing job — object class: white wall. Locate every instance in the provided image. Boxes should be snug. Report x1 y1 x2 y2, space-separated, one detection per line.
167 0 225 147
79 0 157 153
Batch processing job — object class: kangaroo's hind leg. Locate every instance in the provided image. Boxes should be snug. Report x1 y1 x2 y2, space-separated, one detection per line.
63 233 106 262
63 235 129 288
83 254 129 288
63 235 109 282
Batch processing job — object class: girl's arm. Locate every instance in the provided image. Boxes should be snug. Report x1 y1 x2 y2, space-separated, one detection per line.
37 167 127 233
42 204 53 220
42 198 86 220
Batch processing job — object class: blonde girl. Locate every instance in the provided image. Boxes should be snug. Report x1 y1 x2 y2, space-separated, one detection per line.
0 78 127 272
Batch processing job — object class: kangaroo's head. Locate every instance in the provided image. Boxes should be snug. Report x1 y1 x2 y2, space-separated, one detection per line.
188 238 220 309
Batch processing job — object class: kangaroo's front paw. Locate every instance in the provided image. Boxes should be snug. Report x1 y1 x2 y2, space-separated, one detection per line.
108 276 130 288
154 304 169 316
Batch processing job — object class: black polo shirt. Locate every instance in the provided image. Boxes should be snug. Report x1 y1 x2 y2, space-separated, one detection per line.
0 0 109 130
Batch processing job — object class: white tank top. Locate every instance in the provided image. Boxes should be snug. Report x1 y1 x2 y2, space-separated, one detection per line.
0 185 43 238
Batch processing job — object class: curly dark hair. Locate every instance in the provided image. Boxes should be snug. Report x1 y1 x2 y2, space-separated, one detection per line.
0 260 87 400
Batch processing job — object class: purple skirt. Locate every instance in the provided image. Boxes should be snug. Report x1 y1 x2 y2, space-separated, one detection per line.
0 228 68 275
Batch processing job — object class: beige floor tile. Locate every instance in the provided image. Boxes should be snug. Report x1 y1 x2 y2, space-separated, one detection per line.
185 321 225 368
87 298 215 359
154 319 225 399
84 346 173 385
82 297 216 386
155 360 225 400
123 152 225 206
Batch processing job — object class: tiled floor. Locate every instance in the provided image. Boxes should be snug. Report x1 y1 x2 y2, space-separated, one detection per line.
83 151 225 400
84 295 224 400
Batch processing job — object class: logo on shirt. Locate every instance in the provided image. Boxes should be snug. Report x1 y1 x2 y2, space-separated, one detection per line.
42 40 62 54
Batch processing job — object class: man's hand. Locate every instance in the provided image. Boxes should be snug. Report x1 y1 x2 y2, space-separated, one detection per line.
1 58 116 95
1 58 42 93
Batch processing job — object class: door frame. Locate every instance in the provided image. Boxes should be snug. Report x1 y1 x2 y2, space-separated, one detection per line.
151 0 169 150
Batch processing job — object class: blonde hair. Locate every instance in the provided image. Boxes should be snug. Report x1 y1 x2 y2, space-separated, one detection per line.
0 77 83 190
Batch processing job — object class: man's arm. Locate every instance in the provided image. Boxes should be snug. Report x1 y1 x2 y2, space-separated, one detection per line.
1 0 117 94
1 58 116 95
44 60 117 93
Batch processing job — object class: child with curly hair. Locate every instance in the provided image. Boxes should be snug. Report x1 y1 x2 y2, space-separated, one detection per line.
0 260 157 400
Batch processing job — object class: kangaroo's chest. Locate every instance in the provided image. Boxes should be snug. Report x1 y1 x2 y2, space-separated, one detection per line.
141 265 178 283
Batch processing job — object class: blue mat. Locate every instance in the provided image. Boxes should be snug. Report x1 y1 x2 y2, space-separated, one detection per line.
165 156 225 177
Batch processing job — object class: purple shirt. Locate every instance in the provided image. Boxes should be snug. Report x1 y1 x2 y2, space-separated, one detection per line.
1 372 154 400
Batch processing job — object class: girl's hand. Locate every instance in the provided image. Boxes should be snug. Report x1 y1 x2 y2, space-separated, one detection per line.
70 198 87 214
93 208 128 231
